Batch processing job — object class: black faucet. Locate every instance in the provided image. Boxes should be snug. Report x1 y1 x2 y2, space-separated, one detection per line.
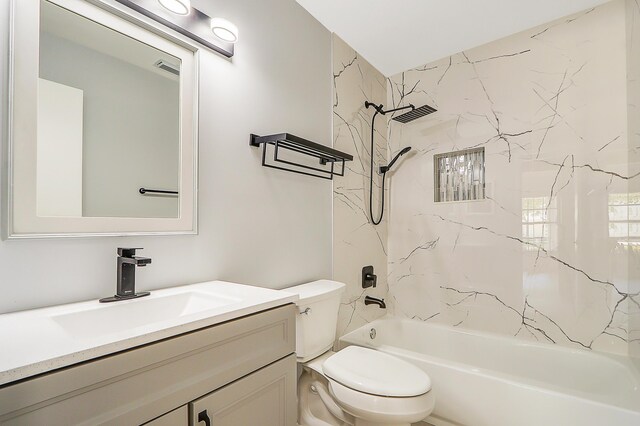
364 296 386 309
100 248 152 303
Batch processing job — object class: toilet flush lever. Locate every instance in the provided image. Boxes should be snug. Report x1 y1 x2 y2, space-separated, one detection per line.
299 307 312 315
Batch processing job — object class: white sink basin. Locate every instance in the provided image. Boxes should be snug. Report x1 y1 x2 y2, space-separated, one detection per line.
0 281 298 385
53 291 240 338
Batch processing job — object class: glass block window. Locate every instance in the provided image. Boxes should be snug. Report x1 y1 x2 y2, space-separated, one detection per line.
608 193 640 248
522 197 557 251
434 148 485 202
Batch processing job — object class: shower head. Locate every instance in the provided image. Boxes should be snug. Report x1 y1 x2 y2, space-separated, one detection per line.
392 104 437 124
398 146 412 155
380 146 412 173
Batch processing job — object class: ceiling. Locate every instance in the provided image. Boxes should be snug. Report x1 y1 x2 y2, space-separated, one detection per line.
295 0 612 76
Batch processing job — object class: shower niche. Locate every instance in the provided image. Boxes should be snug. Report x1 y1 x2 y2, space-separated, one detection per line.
434 148 485 202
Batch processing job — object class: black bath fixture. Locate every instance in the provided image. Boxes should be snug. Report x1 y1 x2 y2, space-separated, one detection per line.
364 296 386 309
362 265 377 288
365 101 437 225
392 104 438 124
100 248 152 303
139 187 179 195
379 147 412 174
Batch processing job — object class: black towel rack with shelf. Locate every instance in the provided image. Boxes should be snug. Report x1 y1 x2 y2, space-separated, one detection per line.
250 133 353 180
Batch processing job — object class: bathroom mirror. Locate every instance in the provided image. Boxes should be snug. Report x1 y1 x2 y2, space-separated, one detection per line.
6 0 198 238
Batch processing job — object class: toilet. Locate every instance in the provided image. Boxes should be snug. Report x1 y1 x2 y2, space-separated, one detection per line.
284 280 434 426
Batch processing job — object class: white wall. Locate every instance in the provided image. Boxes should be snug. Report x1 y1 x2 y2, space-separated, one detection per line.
37 78 84 217
0 0 333 313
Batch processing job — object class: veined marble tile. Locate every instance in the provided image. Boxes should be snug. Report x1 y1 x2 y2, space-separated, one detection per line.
333 35 389 336
627 0 640 368
386 0 636 357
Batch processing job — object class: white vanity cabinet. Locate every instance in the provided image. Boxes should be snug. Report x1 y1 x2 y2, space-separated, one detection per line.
0 304 296 425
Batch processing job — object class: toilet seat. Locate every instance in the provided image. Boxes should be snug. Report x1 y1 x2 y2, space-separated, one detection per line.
327 378 435 424
322 346 435 424
323 346 431 397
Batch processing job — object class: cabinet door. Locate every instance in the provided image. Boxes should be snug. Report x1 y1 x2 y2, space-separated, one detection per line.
190 355 296 426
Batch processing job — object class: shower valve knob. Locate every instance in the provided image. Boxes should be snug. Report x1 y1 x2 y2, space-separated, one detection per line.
362 265 377 288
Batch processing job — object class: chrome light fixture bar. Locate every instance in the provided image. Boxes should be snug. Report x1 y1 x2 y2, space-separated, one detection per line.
114 0 236 57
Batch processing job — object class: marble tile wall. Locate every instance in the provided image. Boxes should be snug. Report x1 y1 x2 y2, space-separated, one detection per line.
385 0 638 356
627 0 640 365
332 35 389 336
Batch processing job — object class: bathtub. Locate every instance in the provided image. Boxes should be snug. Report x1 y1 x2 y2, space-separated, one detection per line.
339 317 640 426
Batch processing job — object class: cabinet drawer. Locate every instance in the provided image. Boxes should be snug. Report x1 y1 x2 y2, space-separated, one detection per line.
190 355 297 426
0 304 295 425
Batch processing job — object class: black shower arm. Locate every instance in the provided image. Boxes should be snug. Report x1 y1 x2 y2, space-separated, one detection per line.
365 101 385 115
365 101 414 116
384 104 415 115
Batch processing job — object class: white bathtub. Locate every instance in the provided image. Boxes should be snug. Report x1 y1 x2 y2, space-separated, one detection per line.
339 317 640 426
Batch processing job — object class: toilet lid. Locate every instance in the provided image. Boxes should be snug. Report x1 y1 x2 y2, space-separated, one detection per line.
323 346 431 397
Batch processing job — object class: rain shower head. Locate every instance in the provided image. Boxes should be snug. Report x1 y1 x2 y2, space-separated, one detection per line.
392 104 437 123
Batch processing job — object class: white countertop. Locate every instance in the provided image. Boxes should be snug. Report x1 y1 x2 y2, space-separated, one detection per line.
0 281 297 386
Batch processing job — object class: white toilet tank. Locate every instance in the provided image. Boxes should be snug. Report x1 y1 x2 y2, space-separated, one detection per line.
284 280 346 362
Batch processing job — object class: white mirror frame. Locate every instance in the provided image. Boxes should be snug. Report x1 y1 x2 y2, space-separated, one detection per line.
6 0 199 239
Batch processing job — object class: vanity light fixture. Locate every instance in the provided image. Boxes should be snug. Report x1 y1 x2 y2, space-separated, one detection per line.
114 0 236 57
210 18 239 43
157 0 190 15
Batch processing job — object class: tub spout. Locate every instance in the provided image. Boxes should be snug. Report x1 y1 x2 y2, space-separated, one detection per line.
364 295 386 309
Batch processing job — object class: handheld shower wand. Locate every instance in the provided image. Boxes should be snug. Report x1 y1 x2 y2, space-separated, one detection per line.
380 147 412 174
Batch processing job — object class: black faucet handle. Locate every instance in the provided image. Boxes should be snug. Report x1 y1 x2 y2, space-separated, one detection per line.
117 247 143 257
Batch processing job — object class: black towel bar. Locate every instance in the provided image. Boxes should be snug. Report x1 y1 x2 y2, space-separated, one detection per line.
139 188 178 195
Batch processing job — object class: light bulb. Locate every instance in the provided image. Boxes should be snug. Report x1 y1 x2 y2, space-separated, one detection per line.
157 0 190 15
211 17 239 43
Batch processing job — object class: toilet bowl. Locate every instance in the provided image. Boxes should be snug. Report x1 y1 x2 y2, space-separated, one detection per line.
284 280 434 426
